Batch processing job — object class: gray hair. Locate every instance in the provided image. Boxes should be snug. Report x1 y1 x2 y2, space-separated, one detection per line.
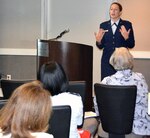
109 47 134 70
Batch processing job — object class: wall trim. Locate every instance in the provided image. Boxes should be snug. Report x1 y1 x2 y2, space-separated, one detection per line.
0 48 150 59
130 51 150 59
0 48 37 56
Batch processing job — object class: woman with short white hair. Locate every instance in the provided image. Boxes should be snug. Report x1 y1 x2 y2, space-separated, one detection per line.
94 47 150 138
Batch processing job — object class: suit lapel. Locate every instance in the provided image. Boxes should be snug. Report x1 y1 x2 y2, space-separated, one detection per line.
107 20 113 35
117 19 124 29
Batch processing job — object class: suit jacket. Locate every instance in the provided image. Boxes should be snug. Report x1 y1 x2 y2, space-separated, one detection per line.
96 18 135 80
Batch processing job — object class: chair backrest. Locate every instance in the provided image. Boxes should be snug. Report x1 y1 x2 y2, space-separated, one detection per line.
68 80 86 128
68 81 86 105
148 93 150 115
47 105 71 138
1 79 32 99
94 83 137 135
0 99 7 109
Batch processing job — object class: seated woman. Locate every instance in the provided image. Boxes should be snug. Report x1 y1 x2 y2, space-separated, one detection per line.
39 61 83 138
94 47 150 138
0 80 53 138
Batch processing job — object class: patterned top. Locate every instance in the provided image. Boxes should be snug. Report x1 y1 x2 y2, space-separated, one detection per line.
94 69 150 135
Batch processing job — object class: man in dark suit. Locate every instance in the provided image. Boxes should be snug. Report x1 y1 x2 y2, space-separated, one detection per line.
95 2 135 80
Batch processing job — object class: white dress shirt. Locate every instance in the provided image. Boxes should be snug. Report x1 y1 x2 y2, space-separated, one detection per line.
52 92 83 138
111 19 119 34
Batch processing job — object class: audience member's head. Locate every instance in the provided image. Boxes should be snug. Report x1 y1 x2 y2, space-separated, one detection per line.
109 47 134 71
39 61 69 96
0 80 52 138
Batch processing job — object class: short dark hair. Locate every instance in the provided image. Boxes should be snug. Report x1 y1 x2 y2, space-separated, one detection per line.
39 61 69 96
111 2 123 12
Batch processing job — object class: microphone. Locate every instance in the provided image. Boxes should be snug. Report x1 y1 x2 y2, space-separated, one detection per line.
49 29 70 40
59 29 70 36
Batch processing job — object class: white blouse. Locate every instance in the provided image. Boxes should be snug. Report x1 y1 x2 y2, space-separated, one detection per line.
52 92 83 138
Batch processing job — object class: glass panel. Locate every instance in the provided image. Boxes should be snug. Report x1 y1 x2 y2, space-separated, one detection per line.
0 0 41 49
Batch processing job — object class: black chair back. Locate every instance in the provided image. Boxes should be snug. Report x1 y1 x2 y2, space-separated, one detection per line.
0 99 7 109
94 83 137 136
68 81 86 105
1 79 32 99
48 105 71 138
68 80 86 128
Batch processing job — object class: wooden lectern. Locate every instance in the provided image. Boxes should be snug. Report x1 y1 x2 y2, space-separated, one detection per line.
36 39 93 111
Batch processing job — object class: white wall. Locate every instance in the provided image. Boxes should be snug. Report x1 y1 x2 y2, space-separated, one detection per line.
47 0 114 84
0 0 114 86
1 0 149 88
0 0 41 49
118 0 150 51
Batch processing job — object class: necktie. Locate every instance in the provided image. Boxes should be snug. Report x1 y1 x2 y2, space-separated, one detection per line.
112 23 117 34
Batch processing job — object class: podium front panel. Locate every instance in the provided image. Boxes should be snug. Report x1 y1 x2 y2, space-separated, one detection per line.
37 39 93 111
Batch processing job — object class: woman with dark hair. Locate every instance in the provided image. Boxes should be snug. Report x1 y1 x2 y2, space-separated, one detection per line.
39 61 83 138
0 80 53 138
39 61 69 96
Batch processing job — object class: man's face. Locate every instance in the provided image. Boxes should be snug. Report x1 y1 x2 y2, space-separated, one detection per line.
109 4 122 21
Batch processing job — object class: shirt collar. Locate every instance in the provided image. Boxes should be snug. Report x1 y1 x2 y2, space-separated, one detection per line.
111 19 120 26
115 69 132 78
